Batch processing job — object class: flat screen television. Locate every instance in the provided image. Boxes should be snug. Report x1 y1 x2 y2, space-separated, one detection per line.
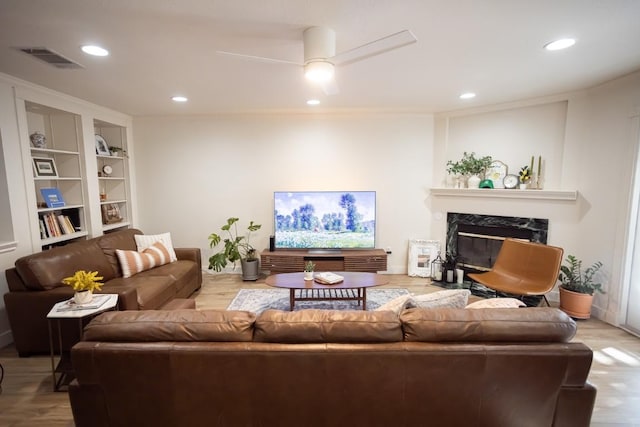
274 191 376 251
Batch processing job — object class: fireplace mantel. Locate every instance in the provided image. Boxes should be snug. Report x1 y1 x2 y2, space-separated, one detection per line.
430 188 578 201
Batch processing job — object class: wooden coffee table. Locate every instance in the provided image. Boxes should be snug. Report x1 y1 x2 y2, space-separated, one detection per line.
265 272 389 310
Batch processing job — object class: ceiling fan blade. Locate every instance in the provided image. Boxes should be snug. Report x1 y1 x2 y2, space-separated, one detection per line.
216 50 301 66
331 30 417 66
321 78 340 96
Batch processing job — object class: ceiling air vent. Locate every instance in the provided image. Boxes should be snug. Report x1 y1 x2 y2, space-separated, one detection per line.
17 47 83 69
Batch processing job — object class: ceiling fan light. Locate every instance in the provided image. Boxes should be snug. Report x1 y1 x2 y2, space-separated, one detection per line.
544 38 576 51
304 61 334 82
81 45 109 56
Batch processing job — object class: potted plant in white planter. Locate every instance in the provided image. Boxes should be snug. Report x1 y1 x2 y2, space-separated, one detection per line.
519 165 531 189
446 152 493 188
208 217 262 281
558 255 604 319
304 261 315 280
108 146 127 157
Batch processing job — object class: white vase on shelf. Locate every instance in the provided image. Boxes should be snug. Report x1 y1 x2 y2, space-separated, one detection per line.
467 175 481 189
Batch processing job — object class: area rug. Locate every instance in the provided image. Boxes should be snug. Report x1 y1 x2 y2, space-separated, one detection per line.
227 288 409 313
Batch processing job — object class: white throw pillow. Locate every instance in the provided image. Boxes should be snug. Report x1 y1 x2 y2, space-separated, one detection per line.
135 232 177 262
375 294 416 314
413 289 471 309
465 298 526 309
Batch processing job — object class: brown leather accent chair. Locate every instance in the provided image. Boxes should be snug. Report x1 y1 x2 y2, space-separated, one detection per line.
467 238 563 306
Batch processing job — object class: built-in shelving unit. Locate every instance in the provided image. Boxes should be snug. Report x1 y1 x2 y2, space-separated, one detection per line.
95 119 131 233
24 101 88 249
430 188 578 201
14 83 135 252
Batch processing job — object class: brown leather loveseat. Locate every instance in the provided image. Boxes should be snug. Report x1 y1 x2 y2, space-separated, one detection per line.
69 307 596 427
4 228 201 356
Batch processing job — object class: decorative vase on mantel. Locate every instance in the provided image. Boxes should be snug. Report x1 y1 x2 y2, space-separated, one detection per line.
467 175 481 189
73 289 93 305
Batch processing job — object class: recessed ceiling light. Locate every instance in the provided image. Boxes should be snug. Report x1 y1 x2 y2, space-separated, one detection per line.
459 92 476 100
544 38 576 51
81 45 109 56
171 96 188 102
306 99 320 106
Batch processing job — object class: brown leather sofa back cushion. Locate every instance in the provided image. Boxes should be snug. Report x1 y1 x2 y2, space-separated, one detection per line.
15 240 115 290
96 228 142 277
401 307 577 342
83 309 256 342
254 309 403 343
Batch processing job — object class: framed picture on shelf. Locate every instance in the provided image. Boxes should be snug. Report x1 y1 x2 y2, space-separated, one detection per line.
408 239 440 278
95 134 111 156
32 157 58 178
486 160 508 189
101 203 123 224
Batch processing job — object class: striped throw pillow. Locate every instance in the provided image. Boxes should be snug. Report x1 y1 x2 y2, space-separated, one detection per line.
134 232 177 262
116 241 173 278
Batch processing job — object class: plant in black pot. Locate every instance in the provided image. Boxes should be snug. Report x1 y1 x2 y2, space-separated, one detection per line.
558 255 604 319
208 217 262 281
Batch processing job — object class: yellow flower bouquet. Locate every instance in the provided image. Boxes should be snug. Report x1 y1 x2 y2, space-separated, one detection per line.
61 270 104 292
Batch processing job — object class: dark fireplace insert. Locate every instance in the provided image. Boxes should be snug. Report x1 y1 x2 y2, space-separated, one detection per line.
447 212 549 274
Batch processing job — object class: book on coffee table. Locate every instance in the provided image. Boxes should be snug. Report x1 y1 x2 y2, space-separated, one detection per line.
314 272 344 285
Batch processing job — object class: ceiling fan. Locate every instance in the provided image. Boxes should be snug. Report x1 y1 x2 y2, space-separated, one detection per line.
217 27 417 95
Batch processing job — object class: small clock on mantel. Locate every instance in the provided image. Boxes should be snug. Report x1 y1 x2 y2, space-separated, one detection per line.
503 174 519 189
102 165 113 177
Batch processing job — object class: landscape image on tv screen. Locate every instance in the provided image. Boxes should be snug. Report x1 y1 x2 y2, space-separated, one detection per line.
274 191 376 249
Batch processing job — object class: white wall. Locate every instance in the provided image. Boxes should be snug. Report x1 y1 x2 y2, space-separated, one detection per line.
0 79 35 348
132 113 434 274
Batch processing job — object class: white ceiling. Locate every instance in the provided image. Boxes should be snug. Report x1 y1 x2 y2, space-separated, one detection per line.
1 0 639 116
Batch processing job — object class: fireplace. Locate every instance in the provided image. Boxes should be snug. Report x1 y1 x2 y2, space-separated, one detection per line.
447 213 548 273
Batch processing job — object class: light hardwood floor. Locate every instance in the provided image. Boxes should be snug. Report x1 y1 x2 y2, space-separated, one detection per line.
0 273 639 426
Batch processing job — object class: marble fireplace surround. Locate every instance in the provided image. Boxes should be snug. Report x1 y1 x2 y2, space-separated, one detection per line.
446 212 549 272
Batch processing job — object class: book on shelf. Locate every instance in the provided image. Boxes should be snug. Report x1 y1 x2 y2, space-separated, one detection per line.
313 272 344 285
40 212 77 238
39 187 65 208
39 219 47 239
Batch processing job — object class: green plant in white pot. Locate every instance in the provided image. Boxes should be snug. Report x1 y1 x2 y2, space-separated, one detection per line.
558 255 604 319
446 152 493 188
304 261 316 280
208 217 262 281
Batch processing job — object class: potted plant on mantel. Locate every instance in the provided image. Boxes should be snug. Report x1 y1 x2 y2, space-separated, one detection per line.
208 217 262 281
558 255 604 319
446 152 493 188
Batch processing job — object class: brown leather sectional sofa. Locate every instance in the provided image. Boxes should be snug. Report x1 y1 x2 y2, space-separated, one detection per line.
3 228 201 356
69 307 596 427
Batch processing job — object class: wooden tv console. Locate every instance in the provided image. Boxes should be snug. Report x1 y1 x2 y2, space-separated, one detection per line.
260 249 387 273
